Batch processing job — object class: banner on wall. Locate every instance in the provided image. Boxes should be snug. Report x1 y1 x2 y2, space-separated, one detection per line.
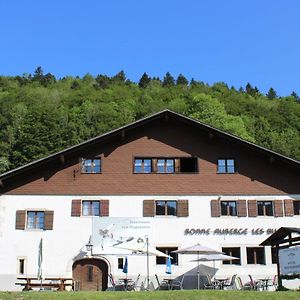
279 246 300 275
92 217 152 253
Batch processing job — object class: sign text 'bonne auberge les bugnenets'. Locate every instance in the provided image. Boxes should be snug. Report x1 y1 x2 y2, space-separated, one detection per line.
184 228 277 236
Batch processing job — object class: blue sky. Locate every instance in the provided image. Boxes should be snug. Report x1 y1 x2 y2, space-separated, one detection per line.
1 0 300 95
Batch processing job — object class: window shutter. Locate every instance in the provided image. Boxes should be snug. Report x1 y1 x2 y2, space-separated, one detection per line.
174 159 180 173
237 200 247 217
15 210 26 230
274 200 283 217
100 200 109 216
143 200 155 217
177 200 189 217
284 199 294 216
211 200 220 217
152 159 157 173
248 200 257 217
44 211 54 230
71 199 81 217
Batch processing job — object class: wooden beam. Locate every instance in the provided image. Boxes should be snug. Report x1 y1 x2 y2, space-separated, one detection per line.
276 245 283 290
270 236 300 247
278 241 300 250
121 130 126 141
0 179 3 188
59 155 65 164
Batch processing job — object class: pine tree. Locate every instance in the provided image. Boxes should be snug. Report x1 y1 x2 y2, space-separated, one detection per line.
266 87 277 100
112 70 126 83
190 78 196 86
162 72 175 87
291 91 299 101
138 72 151 88
32 66 44 82
95 74 110 89
176 74 189 86
245 83 259 97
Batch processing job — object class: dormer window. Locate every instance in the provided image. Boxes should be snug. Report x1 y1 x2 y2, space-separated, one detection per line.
134 159 152 173
157 159 174 173
81 158 101 174
217 158 235 173
134 157 198 174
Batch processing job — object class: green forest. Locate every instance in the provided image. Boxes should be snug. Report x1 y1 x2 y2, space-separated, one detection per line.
1 67 300 173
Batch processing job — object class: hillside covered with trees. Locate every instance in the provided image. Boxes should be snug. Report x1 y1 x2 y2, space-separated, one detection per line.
1 67 300 173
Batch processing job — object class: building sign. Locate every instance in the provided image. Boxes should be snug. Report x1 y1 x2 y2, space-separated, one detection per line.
92 217 151 251
184 228 277 236
279 246 300 275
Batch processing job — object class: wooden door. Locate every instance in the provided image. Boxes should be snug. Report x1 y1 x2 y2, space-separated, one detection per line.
73 258 108 291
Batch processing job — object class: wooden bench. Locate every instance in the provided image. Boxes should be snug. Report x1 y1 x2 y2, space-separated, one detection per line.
16 277 73 291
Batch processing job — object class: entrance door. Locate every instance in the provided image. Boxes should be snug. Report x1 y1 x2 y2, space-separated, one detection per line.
72 258 108 291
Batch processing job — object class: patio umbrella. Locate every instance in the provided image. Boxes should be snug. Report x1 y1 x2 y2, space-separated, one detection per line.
114 239 169 258
122 256 128 283
122 256 128 273
166 256 172 275
172 244 222 289
114 237 169 290
191 253 239 278
37 238 43 289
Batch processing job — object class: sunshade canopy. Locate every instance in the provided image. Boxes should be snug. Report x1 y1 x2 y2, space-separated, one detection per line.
172 243 223 255
114 239 169 257
191 253 239 262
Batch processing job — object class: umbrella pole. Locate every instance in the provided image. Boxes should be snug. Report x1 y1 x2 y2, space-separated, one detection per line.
197 252 200 289
146 236 149 291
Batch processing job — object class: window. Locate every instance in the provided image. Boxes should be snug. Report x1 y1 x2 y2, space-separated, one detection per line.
180 157 198 173
221 201 237 216
156 201 177 216
118 258 124 269
81 158 101 173
26 211 45 229
82 201 100 216
157 159 174 173
134 159 152 173
293 201 300 215
18 258 26 275
156 247 178 265
217 159 235 173
133 157 198 174
246 247 265 264
222 247 241 265
257 201 273 216
87 265 93 282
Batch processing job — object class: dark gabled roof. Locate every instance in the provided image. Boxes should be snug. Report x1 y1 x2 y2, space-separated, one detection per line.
260 227 300 246
1 109 300 182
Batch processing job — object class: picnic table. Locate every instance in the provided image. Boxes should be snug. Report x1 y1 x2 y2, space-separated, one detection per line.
16 277 73 291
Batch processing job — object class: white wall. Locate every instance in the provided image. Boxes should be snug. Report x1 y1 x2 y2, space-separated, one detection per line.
0 194 299 290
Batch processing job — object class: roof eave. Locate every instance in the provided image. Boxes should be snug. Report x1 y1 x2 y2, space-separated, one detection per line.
1 109 300 181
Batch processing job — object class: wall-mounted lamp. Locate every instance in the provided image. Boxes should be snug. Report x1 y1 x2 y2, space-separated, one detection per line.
86 236 93 256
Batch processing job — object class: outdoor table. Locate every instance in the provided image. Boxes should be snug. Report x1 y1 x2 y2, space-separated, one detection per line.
258 278 271 291
16 277 72 291
213 278 230 290
119 278 133 290
16 277 38 291
45 278 73 291
163 278 174 289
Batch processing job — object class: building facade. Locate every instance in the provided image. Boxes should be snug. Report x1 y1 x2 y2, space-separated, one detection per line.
0 110 299 291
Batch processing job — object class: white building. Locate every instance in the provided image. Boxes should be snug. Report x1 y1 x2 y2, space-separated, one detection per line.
0 110 299 291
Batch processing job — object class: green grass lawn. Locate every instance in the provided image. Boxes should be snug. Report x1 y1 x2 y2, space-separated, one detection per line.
0 290 299 300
